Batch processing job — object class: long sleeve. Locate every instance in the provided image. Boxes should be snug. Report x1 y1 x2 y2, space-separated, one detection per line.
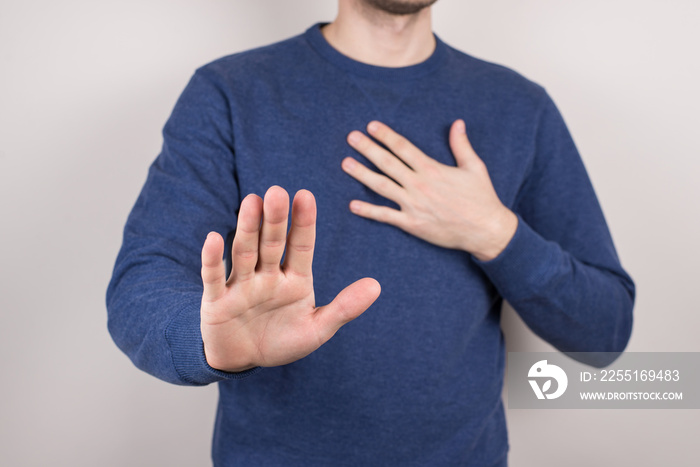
475 94 635 364
106 69 253 385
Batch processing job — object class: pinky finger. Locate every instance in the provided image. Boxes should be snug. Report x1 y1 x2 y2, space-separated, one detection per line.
349 200 405 228
201 232 227 302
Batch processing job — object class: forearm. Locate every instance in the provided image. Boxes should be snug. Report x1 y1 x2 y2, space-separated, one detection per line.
106 240 248 386
475 215 635 355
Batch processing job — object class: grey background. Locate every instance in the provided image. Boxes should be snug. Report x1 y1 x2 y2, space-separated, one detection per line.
1 0 698 465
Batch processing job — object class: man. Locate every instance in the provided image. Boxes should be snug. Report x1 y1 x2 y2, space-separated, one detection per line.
107 0 635 465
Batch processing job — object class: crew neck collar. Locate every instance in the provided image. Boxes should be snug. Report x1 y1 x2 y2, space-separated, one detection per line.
304 22 446 81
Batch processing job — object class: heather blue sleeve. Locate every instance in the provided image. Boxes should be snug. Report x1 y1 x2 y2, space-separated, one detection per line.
106 69 257 385
475 94 635 361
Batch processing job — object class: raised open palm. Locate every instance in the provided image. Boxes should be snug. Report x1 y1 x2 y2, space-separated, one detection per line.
200 186 381 373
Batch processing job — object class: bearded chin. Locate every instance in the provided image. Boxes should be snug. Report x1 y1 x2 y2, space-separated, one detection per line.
362 0 439 16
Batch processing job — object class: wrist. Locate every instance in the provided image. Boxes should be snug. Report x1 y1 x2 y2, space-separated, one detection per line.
202 336 257 373
471 208 518 262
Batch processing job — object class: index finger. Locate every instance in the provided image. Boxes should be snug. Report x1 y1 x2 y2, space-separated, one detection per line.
282 189 316 278
366 120 433 171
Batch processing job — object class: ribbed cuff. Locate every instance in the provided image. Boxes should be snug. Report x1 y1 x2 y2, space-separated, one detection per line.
473 214 561 302
165 298 261 385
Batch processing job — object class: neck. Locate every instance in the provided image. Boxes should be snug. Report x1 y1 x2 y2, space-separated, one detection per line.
322 0 435 68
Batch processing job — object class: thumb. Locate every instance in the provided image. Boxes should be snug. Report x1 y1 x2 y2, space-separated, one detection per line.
449 119 480 168
201 232 227 302
314 278 381 341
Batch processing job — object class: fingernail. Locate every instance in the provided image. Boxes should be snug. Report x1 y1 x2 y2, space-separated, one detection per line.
348 131 361 144
342 157 356 170
456 119 466 134
367 121 379 133
349 201 360 213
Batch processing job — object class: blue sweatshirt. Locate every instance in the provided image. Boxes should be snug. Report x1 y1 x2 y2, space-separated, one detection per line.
107 24 634 466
